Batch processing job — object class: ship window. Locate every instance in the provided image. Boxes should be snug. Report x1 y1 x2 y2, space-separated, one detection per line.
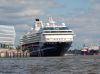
43 27 53 30
58 27 69 30
44 31 72 33
43 27 69 30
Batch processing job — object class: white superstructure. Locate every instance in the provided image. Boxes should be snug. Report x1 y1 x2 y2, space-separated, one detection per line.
41 17 74 43
20 17 74 45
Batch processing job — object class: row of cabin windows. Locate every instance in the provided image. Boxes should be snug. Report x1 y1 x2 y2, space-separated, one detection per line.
46 38 71 40
43 27 69 30
43 31 72 33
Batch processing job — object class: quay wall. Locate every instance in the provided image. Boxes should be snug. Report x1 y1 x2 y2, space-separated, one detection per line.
0 49 30 57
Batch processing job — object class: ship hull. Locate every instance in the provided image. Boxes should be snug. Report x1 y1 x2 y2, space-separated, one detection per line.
22 42 72 57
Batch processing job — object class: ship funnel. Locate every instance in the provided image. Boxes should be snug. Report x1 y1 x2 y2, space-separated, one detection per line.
34 18 43 31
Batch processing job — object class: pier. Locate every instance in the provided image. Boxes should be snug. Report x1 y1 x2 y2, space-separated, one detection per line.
0 49 30 58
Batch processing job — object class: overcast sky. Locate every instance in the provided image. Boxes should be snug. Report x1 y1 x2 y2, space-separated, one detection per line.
0 0 100 49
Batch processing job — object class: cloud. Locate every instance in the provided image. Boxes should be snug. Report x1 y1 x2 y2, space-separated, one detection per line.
53 0 100 47
0 0 100 47
0 0 57 46
0 0 56 24
66 16 100 46
17 9 44 17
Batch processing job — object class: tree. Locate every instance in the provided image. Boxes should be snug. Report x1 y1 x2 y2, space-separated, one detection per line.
16 45 21 51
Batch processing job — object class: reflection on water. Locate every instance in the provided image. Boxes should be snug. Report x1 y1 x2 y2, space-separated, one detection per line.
0 56 100 74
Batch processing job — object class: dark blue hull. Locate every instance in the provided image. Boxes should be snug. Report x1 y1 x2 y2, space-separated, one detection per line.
22 42 72 57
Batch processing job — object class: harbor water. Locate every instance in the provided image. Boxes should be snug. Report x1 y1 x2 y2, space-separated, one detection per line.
0 55 100 74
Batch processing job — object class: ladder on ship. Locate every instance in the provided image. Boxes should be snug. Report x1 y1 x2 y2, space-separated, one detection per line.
38 42 44 56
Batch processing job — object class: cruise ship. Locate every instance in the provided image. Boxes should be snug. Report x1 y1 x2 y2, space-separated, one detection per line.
20 17 74 56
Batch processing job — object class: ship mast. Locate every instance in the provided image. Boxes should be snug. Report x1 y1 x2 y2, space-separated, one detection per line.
48 17 55 27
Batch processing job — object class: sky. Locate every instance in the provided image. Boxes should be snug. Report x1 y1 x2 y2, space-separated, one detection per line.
0 0 100 49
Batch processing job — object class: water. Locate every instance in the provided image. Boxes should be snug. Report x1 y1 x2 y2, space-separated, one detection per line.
0 56 100 74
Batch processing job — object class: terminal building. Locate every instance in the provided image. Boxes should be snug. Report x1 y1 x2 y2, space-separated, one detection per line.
0 25 16 49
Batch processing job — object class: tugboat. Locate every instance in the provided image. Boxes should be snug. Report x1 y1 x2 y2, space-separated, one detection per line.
20 17 74 56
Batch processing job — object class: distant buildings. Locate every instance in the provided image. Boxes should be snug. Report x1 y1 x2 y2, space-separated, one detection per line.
0 25 16 49
66 45 100 55
81 45 100 55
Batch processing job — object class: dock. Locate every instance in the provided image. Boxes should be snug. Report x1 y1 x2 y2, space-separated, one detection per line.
0 49 30 58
